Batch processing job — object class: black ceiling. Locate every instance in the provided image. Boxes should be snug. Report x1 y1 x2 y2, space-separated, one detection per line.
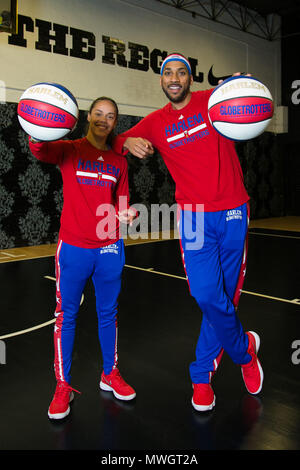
231 0 300 18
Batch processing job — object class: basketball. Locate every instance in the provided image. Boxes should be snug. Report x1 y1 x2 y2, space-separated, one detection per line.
17 82 79 141
208 76 274 141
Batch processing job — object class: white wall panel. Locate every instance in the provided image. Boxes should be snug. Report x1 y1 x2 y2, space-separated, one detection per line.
0 0 281 124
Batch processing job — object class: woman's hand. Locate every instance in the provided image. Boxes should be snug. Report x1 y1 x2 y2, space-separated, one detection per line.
123 137 154 159
117 207 137 226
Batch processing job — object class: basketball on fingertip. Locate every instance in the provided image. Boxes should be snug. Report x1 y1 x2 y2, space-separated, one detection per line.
17 82 79 141
208 76 274 141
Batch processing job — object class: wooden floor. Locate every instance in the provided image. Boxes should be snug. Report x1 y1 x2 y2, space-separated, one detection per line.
249 216 300 232
0 216 299 264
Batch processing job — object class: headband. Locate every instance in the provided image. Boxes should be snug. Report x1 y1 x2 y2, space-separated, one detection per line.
160 54 192 75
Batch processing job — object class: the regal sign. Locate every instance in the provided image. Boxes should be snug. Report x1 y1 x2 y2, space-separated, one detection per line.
7 14 230 86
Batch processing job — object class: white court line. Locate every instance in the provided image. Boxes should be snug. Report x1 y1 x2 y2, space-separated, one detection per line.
1 263 299 340
0 252 25 258
249 231 300 240
0 252 26 261
0 319 55 339
0 276 84 340
124 264 300 306
125 264 187 280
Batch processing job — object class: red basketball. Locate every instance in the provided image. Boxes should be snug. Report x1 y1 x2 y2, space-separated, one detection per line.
208 76 274 141
17 82 79 141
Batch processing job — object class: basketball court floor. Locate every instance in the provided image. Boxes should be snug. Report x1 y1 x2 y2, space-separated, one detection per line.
0 217 299 454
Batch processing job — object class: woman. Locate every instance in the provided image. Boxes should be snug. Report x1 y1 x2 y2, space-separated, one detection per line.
29 97 136 420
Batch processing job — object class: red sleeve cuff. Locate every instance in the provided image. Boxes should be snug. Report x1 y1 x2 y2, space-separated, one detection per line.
113 136 129 155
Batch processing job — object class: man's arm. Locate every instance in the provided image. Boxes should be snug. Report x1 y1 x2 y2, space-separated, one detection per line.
113 114 155 159
114 158 138 226
122 137 154 160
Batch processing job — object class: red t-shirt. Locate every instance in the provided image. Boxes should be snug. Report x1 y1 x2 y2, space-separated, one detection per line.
114 89 249 212
29 137 130 248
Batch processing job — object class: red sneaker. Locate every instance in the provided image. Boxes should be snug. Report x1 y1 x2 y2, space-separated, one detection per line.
100 368 136 401
48 381 80 420
241 331 264 395
191 348 223 412
192 383 215 412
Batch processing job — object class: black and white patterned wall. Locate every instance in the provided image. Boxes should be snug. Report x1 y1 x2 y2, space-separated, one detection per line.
0 102 285 249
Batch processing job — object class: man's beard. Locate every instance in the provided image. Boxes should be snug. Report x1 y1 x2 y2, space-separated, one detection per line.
161 78 191 104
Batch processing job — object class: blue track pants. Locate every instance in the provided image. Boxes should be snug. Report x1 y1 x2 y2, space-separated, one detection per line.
53 239 125 384
178 203 251 384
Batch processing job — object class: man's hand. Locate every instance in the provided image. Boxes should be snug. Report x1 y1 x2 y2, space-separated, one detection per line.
123 137 154 159
218 72 252 85
29 136 42 143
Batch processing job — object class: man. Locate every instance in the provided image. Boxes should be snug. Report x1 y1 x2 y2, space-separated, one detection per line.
113 53 263 412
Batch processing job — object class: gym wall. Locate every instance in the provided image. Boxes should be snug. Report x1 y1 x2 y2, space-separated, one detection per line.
0 0 288 248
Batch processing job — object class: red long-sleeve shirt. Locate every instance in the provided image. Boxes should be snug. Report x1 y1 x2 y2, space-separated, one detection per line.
29 137 130 248
113 89 249 212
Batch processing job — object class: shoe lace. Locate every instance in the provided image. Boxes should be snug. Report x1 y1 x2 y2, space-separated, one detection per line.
54 382 81 401
111 368 128 387
111 368 127 386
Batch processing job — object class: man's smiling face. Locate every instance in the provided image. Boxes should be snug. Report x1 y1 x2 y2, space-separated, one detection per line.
160 60 193 106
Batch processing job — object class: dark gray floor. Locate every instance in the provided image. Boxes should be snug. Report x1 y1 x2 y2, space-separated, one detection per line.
0 230 299 458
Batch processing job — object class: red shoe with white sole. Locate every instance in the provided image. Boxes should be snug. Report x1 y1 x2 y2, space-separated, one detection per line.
192 383 215 412
100 368 136 401
48 381 80 420
192 348 223 412
241 331 264 395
